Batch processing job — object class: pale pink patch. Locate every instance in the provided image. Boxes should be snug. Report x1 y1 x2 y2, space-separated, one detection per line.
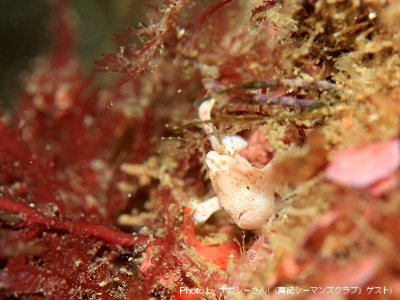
240 129 273 166
278 257 300 279
321 254 383 286
369 174 397 196
139 246 154 275
299 211 339 248
325 139 400 188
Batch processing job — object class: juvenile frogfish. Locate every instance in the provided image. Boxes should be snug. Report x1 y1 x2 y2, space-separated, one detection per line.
206 151 277 230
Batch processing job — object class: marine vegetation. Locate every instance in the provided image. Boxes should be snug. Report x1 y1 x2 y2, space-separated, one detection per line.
1 0 400 299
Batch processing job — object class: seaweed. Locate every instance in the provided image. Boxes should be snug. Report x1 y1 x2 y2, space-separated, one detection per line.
1 0 400 299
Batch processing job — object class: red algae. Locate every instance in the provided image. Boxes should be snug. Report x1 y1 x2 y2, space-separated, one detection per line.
1 0 400 299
